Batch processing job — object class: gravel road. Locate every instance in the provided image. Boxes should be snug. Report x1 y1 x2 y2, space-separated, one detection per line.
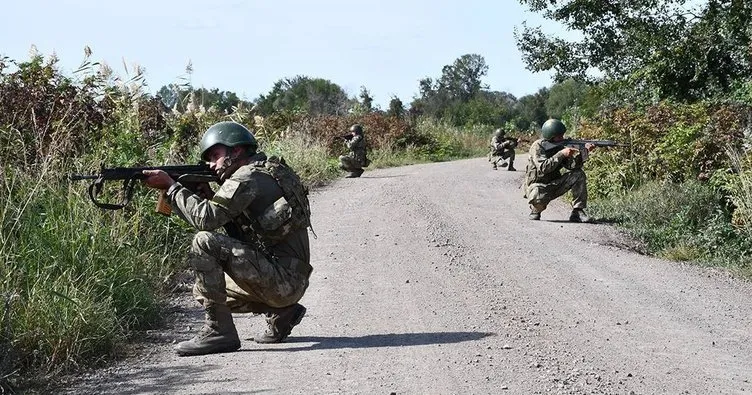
63 157 752 394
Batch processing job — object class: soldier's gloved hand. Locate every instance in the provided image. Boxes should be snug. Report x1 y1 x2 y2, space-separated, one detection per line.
585 143 596 152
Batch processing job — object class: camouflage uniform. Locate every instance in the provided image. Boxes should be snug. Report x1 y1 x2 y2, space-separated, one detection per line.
524 139 587 214
488 133 517 170
166 153 312 314
339 134 369 176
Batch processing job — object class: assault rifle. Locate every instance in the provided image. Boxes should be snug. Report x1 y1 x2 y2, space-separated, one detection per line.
504 137 519 149
70 164 219 211
541 139 630 161
489 137 519 155
333 134 354 141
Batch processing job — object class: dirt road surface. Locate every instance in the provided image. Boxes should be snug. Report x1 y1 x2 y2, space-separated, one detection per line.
64 157 752 394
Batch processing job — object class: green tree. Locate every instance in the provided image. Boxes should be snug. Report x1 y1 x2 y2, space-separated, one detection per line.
514 87 549 132
255 76 350 116
545 79 590 119
359 86 374 112
157 84 190 111
437 54 489 103
515 0 752 101
387 96 405 118
156 85 248 114
411 54 490 121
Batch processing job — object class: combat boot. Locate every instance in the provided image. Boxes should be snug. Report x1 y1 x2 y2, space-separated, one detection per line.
175 304 240 356
254 303 306 344
507 163 516 171
529 204 546 220
492 163 498 170
345 168 364 178
569 208 592 223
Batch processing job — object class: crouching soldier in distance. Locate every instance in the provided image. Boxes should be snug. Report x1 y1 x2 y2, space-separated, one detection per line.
487 128 517 171
142 121 313 356
524 118 594 223
338 124 370 178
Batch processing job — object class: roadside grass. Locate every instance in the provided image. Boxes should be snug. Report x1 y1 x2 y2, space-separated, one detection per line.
262 132 341 187
413 120 490 161
589 180 752 278
1 163 192 387
369 122 488 168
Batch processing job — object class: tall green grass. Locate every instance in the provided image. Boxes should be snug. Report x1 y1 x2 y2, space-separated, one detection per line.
263 132 341 186
368 119 489 168
1 163 191 382
590 180 752 277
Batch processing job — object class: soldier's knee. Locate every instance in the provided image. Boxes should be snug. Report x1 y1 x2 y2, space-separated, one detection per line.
191 231 219 256
527 188 544 205
189 231 226 272
568 169 586 183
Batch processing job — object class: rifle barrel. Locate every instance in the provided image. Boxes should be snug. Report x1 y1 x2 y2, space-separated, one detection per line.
69 174 99 181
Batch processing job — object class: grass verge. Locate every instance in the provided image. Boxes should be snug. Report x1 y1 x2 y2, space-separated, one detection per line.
590 180 752 278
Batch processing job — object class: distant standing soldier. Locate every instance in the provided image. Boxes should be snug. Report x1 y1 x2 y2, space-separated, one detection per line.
524 118 595 222
488 128 518 171
338 124 370 178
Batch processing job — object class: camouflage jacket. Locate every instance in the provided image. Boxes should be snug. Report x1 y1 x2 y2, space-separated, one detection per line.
166 153 310 263
491 135 516 151
525 139 583 186
346 134 368 166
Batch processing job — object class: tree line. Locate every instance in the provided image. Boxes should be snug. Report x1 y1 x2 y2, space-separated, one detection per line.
155 54 590 134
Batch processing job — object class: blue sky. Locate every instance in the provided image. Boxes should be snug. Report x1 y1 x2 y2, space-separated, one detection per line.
2 0 568 108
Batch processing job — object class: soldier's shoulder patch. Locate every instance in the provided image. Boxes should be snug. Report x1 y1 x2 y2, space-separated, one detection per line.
213 179 241 208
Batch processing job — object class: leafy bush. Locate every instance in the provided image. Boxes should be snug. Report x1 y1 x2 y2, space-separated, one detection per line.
580 101 750 198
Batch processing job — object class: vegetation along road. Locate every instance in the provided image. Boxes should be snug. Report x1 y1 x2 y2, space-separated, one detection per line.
64 157 752 394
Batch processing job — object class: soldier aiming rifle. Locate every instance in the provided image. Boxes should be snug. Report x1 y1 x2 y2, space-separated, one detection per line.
524 118 629 222
488 128 518 171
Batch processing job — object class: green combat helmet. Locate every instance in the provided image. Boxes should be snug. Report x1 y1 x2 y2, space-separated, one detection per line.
493 128 505 137
200 121 258 161
349 124 363 135
541 119 567 140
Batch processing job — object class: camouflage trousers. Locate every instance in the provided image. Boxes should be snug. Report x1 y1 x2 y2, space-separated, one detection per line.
489 149 515 166
188 231 311 314
526 169 587 213
339 155 363 172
